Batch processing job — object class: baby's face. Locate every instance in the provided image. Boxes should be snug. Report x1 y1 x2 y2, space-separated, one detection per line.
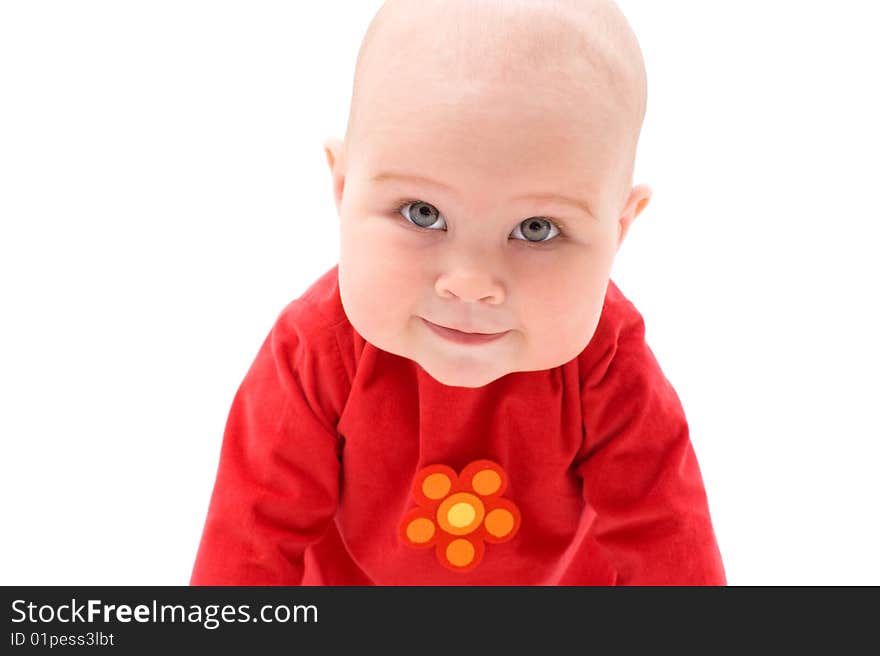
325 1 650 388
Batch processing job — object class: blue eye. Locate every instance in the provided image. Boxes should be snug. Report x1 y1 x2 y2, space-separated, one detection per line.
395 199 563 244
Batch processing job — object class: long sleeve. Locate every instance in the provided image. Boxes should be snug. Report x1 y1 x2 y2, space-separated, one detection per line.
190 300 344 585
576 302 726 585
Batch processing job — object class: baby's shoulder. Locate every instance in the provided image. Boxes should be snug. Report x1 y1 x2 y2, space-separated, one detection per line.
273 264 360 384
576 278 648 385
276 265 348 343
600 278 646 340
266 264 355 413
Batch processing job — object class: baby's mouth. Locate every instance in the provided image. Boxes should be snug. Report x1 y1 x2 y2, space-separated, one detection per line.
420 318 510 345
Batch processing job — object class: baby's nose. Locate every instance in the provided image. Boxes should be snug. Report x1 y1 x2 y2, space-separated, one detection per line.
435 271 505 305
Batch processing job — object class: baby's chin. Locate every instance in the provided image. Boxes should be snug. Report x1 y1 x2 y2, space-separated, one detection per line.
415 358 510 389
371 333 512 388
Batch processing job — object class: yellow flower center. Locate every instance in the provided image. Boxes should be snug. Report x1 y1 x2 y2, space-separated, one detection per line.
437 492 485 536
447 502 476 528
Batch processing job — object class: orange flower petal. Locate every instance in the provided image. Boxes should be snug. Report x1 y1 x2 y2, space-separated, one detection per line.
422 472 452 500
484 508 514 538
398 508 437 548
481 498 521 544
460 459 507 497
406 517 436 544
472 468 502 496
446 539 476 567
436 534 485 572
411 464 458 506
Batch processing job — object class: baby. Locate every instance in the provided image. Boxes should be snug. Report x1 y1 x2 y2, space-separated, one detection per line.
190 0 725 584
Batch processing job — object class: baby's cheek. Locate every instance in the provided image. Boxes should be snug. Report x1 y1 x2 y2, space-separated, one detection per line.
343 249 415 326
526 292 601 363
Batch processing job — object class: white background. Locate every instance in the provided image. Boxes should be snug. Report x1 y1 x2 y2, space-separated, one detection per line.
1 1 878 586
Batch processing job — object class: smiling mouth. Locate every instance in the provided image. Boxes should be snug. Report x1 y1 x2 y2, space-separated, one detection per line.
421 318 510 345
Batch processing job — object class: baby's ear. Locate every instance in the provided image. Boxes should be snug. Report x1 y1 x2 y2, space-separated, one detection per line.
323 137 343 173
323 138 346 215
617 184 652 249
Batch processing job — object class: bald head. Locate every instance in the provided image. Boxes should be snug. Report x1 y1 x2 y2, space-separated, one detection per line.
345 3 645 150
340 0 648 211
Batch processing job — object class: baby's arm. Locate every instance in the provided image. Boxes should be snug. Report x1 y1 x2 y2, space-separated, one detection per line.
190 302 342 585
576 310 726 585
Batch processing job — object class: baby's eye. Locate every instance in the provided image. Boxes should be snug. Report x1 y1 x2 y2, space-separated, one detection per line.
511 217 560 243
399 201 447 230
397 200 561 243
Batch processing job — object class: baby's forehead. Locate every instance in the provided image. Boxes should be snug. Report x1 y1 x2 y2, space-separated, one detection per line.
374 4 613 83
355 63 627 176
352 0 645 140
353 109 623 218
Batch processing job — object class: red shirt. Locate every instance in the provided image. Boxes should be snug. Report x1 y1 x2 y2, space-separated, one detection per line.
190 265 726 585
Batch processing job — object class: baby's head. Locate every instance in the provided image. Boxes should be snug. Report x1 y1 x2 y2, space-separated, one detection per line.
325 0 651 388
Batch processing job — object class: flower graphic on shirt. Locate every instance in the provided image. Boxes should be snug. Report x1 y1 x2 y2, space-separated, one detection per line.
399 459 521 572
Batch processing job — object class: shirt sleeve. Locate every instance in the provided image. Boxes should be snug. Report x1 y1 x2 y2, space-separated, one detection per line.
576 306 726 585
190 300 344 585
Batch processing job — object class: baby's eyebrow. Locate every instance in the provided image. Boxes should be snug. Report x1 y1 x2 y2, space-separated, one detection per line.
371 171 599 221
